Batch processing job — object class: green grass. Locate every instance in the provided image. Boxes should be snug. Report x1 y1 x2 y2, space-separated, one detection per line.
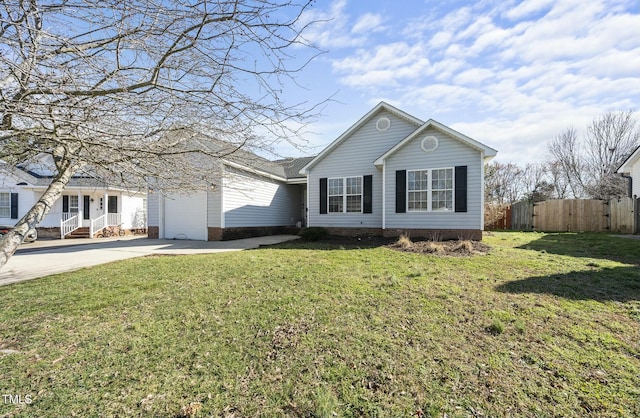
1 232 639 417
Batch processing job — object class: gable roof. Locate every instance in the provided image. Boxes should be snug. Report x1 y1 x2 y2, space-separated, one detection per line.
617 145 640 174
374 119 497 167
299 102 424 175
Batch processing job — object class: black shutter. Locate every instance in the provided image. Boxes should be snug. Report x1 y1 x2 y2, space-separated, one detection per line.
10 193 18 219
395 170 406 213
455 166 467 212
363 175 372 214
62 195 69 213
83 195 90 220
319 178 327 214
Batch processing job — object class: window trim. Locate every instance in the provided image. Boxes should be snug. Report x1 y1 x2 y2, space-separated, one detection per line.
0 191 10 218
406 167 455 212
327 176 363 214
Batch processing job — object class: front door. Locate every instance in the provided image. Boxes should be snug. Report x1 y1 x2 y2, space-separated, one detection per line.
82 195 91 227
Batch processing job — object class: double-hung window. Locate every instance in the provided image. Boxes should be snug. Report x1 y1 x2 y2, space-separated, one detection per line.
407 168 453 211
328 178 343 213
431 169 453 211
328 176 362 213
407 170 428 211
0 192 10 218
345 177 362 212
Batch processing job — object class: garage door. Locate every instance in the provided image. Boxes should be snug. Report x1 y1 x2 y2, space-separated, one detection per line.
163 192 207 240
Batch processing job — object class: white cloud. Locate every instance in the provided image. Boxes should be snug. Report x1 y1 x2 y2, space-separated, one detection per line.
332 43 432 87
503 0 555 20
299 0 366 48
307 0 640 165
351 13 385 34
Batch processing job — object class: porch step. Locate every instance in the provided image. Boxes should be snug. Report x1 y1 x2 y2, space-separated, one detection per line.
65 227 91 239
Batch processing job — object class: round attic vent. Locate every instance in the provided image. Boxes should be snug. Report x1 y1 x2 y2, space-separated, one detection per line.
376 117 391 131
421 136 439 152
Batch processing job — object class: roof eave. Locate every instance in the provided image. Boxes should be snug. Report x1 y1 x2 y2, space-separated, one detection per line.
617 146 640 174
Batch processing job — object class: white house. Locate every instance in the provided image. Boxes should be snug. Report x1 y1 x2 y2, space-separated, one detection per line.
149 102 497 241
617 146 640 198
0 162 146 239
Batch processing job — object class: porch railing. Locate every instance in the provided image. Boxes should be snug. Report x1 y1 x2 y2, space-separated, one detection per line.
90 214 106 237
61 215 79 239
89 213 122 237
108 212 121 227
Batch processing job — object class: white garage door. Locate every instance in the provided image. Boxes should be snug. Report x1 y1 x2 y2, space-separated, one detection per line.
163 192 207 240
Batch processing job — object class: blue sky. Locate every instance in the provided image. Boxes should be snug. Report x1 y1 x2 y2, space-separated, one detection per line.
276 0 640 165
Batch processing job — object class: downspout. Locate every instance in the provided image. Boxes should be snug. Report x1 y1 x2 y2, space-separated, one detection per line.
480 153 485 231
382 161 386 230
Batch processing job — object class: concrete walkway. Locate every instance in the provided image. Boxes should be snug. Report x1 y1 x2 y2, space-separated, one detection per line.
0 235 300 287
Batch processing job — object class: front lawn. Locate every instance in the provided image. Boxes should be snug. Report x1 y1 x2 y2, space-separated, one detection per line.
1 232 639 417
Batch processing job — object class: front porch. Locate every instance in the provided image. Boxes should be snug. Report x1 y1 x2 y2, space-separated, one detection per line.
61 212 123 239
58 191 145 239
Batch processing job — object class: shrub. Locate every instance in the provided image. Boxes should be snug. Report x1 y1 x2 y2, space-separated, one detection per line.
396 234 413 249
299 227 329 241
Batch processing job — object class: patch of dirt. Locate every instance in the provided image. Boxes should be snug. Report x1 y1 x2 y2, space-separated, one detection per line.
387 238 491 257
306 235 491 256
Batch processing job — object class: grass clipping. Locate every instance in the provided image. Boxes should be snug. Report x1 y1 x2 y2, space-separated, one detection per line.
388 234 490 256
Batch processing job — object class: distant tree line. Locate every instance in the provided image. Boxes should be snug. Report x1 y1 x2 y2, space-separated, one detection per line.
485 111 640 205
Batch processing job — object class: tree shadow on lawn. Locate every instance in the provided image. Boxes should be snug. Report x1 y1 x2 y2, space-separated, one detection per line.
498 233 640 302
515 232 640 265
496 265 640 302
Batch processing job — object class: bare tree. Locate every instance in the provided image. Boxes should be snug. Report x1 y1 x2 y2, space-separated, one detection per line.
0 0 323 267
484 162 524 204
548 127 585 198
547 112 640 200
583 111 639 199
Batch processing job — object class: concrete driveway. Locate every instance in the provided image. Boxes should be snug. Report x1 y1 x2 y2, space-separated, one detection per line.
0 235 299 287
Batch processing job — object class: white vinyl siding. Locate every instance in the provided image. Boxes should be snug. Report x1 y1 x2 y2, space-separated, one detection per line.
147 192 159 227
386 127 483 230
223 167 301 227
207 186 222 228
308 109 419 228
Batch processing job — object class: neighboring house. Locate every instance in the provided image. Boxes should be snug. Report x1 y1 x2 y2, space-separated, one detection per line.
617 146 640 198
0 162 146 239
151 102 497 241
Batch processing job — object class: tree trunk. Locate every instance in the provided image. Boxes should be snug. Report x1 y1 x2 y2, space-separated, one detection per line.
0 164 76 269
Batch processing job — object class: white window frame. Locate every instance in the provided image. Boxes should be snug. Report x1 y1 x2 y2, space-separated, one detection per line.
407 170 429 211
327 176 363 213
431 168 454 211
0 192 10 218
66 195 79 213
406 168 454 212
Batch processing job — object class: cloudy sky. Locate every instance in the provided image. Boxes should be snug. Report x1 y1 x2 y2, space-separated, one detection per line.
278 0 640 165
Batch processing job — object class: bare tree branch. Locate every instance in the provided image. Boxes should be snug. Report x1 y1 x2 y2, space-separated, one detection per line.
0 0 324 267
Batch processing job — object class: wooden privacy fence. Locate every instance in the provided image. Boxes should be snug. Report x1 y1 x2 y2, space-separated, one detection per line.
506 197 639 233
